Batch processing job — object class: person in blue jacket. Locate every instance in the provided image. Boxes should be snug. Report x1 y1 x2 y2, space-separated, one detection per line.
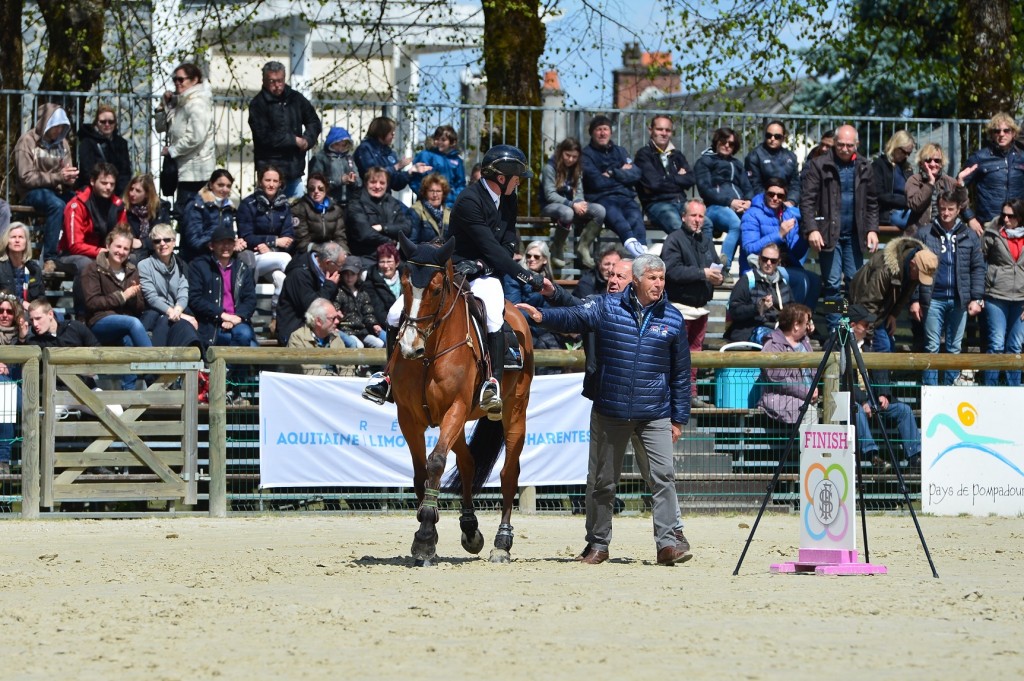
516 254 693 567
740 178 820 310
581 115 647 257
409 125 466 207
180 169 240 263
962 112 1024 234
353 116 431 193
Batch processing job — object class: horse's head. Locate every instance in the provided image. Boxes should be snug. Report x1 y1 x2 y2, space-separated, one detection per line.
397 235 457 358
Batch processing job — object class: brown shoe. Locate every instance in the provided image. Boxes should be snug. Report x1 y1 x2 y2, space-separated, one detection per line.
657 544 692 565
673 530 691 554
573 543 593 561
580 548 609 564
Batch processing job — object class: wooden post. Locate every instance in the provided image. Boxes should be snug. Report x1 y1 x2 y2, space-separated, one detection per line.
208 353 228 518
519 486 537 514
19 352 40 518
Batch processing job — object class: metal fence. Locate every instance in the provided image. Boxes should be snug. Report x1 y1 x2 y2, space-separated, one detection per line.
1 88 989 205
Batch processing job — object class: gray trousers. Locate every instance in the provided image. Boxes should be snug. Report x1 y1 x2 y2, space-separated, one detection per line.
587 411 680 552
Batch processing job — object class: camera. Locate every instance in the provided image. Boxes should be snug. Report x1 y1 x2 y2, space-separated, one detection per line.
820 298 849 316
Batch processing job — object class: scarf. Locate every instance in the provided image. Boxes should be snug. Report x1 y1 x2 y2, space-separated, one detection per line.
85 193 119 243
312 196 331 213
1003 227 1024 239
0 323 16 346
129 203 151 240
423 201 444 226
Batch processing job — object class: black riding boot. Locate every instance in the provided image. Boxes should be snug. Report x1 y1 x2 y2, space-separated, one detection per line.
362 325 399 405
479 331 505 420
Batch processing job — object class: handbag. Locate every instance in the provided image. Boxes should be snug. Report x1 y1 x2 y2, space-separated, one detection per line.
160 153 179 196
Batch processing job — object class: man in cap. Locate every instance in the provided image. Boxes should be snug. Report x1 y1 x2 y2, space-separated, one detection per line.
850 236 937 352
846 304 923 470
581 115 648 257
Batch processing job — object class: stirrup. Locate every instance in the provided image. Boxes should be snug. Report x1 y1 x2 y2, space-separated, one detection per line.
479 377 503 419
362 372 391 405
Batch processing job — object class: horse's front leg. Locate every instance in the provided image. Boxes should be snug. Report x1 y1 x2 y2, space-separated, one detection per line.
411 400 469 566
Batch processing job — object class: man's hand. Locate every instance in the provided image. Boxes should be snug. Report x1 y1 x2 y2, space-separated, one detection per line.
968 218 984 237
878 395 890 411
909 301 922 322
703 267 724 285
295 136 309 151
779 218 796 237
671 422 682 443
515 303 542 323
808 231 824 251
866 231 879 253
325 270 340 285
61 165 79 184
862 402 873 418
968 300 984 316
541 278 555 297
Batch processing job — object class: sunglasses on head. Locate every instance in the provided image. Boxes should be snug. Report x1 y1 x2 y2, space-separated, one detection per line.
765 190 786 199
765 132 784 141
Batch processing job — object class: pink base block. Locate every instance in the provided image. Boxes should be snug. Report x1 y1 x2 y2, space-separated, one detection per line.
770 549 888 575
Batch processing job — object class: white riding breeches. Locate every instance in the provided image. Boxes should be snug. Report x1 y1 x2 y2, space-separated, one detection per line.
386 275 506 333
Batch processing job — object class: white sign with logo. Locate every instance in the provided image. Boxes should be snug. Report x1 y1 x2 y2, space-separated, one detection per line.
258 372 593 488
921 387 1024 516
799 424 857 552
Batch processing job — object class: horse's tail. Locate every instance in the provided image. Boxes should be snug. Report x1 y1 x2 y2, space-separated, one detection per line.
442 417 505 495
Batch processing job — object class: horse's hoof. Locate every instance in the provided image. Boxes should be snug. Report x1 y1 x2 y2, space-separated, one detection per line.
413 557 434 567
488 548 511 564
461 530 485 555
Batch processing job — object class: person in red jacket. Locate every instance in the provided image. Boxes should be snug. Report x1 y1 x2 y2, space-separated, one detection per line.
59 162 127 274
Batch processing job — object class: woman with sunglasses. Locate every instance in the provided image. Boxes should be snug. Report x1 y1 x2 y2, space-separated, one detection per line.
0 222 44 307
725 242 794 344
962 112 1024 235
694 126 753 277
156 63 215 216
744 121 800 206
138 223 201 348
122 174 172 263
80 228 153 390
76 104 132 194
981 199 1024 387
291 172 347 254
905 143 974 237
0 291 27 475
503 241 564 364
739 178 820 311
871 130 915 230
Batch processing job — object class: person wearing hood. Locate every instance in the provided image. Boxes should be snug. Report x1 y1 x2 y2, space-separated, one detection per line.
541 137 606 269
581 115 647 258
75 105 132 195
740 177 820 310
725 243 794 343
156 63 216 217
354 116 431 193
308 126 360 208
248 61 322 198
915 186 984 386
410 125 466 208
850 235 937 353
694 126 753 276
13 103 78 271
59 162 128 275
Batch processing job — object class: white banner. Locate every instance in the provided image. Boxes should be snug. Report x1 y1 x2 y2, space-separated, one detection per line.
921 387 1024 516
258 372 592 488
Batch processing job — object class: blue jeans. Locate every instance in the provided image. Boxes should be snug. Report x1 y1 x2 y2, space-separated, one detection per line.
92 315 154 390
338 331 361 349
922 298 966 386
599 195 646 245
22 188 70 261
819 236 863 331
855 400 921 460
982 298 1024 386
870 326 895 353
644 201 684 234
215 322 258 348
284 177 304 199
705 205 742 268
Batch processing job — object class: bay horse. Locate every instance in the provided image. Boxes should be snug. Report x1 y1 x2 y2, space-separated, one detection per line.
391 235 534 566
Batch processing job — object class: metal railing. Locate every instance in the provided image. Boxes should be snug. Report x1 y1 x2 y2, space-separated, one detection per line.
1 88 988 205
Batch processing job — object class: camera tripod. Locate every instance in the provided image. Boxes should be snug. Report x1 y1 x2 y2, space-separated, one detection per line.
732 304 939 577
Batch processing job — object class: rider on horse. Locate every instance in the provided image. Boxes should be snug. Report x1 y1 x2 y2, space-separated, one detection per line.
362 144 548 418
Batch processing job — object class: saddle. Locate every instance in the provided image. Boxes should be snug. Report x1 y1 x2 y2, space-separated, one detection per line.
462 285 523 371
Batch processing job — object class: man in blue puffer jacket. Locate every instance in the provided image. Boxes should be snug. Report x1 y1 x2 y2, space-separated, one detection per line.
517 254 693 566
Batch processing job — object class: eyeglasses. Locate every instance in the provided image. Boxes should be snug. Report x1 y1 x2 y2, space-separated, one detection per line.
172 76 188 84
152 237 175 244
0 307 14 315
765 133 784 141
308 185 326 193
97 118 116 125
524 253 544 260
0 293 18 304
720 140 737 149
923 157 943 164
759 256 780 264
835 142 857 150
765 190 786 200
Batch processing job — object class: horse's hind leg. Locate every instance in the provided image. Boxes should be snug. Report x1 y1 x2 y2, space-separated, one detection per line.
490 395 527 564
453 432 484 554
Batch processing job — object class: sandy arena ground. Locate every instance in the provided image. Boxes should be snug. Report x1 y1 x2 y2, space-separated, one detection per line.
1 512 1022 680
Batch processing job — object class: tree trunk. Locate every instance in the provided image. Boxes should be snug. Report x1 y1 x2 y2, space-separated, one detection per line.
481 0 545 215
37 0 108 93
956 0 1014 118
0 0 23 194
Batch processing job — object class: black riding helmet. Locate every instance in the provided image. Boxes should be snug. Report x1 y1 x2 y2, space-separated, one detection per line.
480 144 533 192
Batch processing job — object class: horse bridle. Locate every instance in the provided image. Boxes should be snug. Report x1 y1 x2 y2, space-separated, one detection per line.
398 264 474 364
